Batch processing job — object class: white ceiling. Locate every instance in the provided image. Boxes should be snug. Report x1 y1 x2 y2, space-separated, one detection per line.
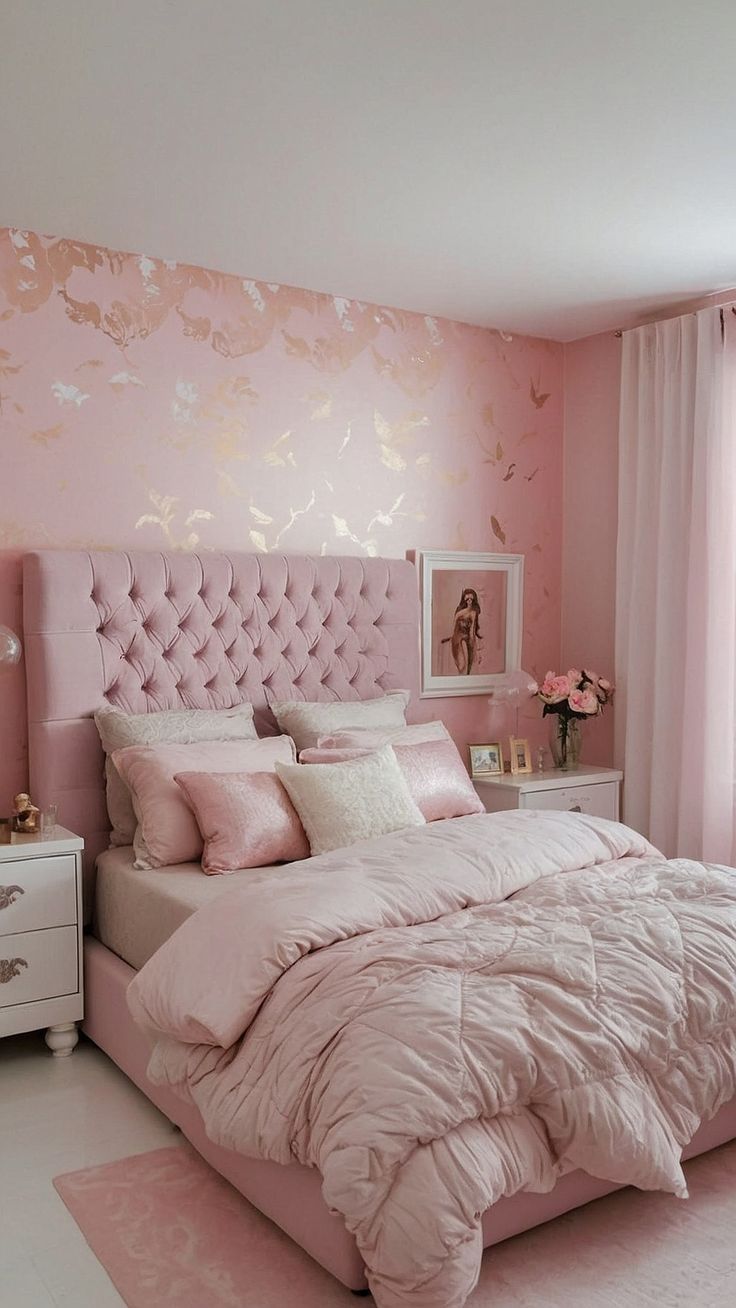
3 0 736 341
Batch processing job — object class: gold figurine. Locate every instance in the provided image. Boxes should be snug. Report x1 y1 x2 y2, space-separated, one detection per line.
12 792 40 834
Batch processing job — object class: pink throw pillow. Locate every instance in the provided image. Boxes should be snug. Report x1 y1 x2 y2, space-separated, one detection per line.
317 721 449 750
175 771 310 873
112 736 296 869
302 739 484 823
394 739 485 821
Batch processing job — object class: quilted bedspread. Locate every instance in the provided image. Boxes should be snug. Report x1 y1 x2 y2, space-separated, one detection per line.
127 811 736 1308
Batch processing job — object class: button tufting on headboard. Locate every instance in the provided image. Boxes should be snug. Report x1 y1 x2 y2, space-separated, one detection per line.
22 550 420 901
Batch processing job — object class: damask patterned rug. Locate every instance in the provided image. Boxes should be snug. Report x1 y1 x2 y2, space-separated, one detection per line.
54 1140 736 1307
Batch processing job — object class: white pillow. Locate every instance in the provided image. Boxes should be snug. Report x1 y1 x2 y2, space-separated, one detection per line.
95 704 257 846
274 744 425 855
317 720 450 750
270 690 410 752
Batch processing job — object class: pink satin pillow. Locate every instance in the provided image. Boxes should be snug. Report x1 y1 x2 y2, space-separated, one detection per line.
302 738 484 823
316 721 449 750
112 736 296 869
175 771 310 873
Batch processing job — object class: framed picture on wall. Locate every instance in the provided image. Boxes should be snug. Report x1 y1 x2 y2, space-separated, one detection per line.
468 742 504 777
417 550 524 698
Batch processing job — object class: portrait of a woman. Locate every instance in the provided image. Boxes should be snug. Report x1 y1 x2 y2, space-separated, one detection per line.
441 587 482 674
422 551 521 696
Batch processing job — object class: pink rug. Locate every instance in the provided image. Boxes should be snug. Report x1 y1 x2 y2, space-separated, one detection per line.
54 1140 736 1307
53 1143 351 1307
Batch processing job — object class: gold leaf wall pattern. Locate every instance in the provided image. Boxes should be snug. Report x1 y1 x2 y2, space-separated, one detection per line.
0 223 563 792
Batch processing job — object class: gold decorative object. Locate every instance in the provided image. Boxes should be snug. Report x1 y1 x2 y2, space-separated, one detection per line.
11 792 40 834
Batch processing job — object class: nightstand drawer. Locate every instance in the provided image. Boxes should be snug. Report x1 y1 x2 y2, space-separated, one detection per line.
0 925 79 1008
521 782 618 820
0 855 77 937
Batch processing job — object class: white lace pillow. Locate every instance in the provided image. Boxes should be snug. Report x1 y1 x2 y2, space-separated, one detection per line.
95 704 257 846
317 720 450 750
274 744 425 855
270 690 411 752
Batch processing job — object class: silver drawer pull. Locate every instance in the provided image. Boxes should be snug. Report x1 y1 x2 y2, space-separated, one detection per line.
569 804 582 813
0 957 28 984
0 884 24 911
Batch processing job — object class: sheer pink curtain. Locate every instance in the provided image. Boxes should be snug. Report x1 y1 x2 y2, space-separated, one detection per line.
616 307 736 862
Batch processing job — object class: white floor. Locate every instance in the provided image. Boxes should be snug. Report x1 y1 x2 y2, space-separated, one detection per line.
0 1030 180 1307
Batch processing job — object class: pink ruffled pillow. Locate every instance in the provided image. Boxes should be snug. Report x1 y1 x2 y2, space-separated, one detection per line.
302 738 484 823
175 771 310 874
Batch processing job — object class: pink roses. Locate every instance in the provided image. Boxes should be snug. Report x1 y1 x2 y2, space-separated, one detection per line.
538 669 614 719
568 688 600 715
539 673 574 703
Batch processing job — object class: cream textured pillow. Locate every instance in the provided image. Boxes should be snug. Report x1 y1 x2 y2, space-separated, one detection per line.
95 704 257 846
302 738 485 823
270 690 410 752
274 744 425 855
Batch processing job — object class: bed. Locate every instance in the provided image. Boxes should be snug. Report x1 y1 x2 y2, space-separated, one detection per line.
93 844 289 971
23 548 736 1305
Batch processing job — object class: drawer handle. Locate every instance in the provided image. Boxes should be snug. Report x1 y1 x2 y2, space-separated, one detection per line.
0 957 28 984
569 804 582 813
0 884 24 911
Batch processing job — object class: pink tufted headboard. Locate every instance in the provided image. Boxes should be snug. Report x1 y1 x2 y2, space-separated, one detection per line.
23 550 420 884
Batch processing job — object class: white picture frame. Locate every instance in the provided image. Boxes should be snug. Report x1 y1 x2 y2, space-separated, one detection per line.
418 550 524 699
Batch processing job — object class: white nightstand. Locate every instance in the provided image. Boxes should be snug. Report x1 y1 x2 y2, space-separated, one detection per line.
0 826 84 1055
473 764 623 821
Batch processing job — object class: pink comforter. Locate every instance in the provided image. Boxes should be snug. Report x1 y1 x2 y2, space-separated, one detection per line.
128 811 736 1308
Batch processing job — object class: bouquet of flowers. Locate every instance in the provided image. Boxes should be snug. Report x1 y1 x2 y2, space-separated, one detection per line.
537 669 614 768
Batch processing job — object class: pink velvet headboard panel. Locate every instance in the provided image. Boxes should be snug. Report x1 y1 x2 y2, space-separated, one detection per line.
23 550 419 889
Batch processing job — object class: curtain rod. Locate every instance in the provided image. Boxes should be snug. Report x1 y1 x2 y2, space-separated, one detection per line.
613 300 736 337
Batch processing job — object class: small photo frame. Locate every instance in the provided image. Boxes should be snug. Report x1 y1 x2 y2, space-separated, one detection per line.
509 737 532 775
469 742 504 777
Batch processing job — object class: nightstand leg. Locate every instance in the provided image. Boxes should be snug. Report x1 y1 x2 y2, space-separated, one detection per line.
45 1023 79 1057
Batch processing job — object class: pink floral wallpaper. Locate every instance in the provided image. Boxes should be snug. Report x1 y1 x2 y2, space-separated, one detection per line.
0 226 562 802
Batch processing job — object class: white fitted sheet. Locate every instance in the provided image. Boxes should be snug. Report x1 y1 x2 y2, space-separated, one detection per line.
94 846 287 970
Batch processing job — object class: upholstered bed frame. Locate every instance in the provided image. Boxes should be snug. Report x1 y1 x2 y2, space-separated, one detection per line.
23 548 736 1294
23 550 421 898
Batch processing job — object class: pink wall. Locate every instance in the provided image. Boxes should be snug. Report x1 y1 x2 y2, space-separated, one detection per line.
0 228 563 806
561 331 622 765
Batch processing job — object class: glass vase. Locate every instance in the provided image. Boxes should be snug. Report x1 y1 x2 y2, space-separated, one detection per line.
549 716 582 771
